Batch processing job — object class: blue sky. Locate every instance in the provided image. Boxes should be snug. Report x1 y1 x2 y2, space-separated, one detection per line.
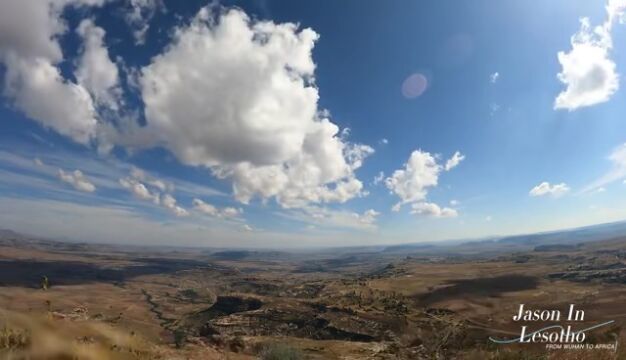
1 0 626 247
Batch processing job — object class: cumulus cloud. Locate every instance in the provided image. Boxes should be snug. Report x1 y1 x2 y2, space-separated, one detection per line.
119 169 188 216
385 150 461 212
385 150 439 210
444 151 465 171
129 166 173 192
119 177 160 204
0 3 375 214
192 198 242 219
75 19 120 110
529 181 570 198
410 202 458 218
554 0 626 110
58 169 96 192
161 194 188 217
137 6 373 208
0 0 106 144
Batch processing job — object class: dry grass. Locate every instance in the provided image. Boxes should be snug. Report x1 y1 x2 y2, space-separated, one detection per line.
0 308 161 359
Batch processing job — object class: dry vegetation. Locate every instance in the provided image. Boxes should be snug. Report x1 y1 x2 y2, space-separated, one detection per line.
1 232 626 359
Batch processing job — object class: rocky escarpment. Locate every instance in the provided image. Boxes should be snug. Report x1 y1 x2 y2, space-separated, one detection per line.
187 295 384 342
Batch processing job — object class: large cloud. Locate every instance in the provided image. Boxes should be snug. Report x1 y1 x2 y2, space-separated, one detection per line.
0 3 374 211
554 0 626 110
0 0 107 144
138 6 373 208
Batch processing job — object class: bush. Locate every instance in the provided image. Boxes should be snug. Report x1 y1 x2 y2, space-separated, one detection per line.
259 343 304 360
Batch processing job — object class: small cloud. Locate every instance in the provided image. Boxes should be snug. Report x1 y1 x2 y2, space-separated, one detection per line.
242 224 254 232
192 198 242 219
58 169 96 193
490 72 499 83
444 151 465 171
450 199 459 206
373 171 385 185
410 202 458 218
33 157 44 166
130 166 173 192
340 127 351 139
485 215 492 222
379 138 389 145
529 181 570 198
161 194 188 217
119 177 160 204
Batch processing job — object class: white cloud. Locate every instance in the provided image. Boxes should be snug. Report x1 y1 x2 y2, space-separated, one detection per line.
385 150 441 211
410 202 458 218
161 194 188 217
0 0 106 144
75 19 120 110
485 215 492 222
490 72 499 83
119 172 187 217
380 138 389 145
385 150 462 214
119 177 160 204
58 169 96 192
34 157 44 166
3 56 98 144
129 166 173 192
529 181 570 198
192 198 242 219
135 6 373 209
554 1 626 110
444 151 465 171
449 199 459 206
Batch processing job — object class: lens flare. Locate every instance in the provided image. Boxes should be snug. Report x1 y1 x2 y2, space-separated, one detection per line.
401 73 428 99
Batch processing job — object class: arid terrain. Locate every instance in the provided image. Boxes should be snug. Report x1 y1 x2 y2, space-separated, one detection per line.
2 224 626 359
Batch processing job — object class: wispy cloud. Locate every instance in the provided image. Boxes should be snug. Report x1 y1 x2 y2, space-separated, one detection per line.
582 143 626 193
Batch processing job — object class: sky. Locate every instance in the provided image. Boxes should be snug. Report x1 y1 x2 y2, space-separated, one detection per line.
1 0 626 248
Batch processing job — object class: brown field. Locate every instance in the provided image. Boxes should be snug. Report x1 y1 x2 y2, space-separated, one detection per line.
1 230 626 359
